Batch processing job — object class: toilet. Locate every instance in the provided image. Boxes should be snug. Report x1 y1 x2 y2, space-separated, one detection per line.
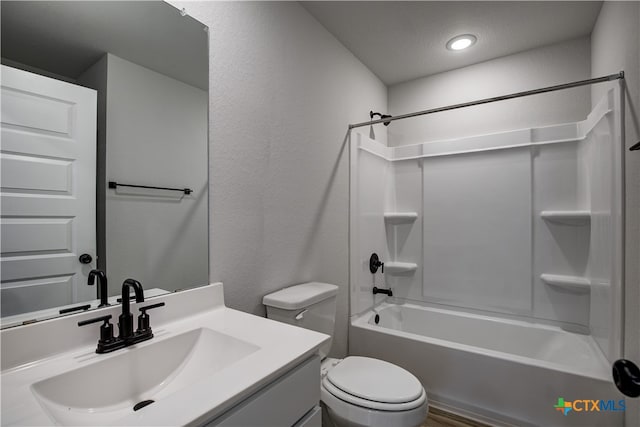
263 282 428 427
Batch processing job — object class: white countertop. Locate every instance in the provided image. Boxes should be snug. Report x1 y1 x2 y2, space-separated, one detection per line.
0 283 329 426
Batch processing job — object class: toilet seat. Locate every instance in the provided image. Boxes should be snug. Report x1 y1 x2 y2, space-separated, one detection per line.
323 356 427 411
323 377 427 411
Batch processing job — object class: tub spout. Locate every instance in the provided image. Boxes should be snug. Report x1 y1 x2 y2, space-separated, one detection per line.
373 286 392 297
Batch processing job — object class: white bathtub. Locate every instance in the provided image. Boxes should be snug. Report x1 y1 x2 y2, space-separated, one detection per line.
349 302 624 427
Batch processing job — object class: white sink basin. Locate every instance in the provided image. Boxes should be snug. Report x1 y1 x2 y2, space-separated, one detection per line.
2 284 329 426
30 328 259 426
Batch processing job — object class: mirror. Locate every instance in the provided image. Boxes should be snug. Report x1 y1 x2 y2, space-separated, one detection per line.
0 1 209 328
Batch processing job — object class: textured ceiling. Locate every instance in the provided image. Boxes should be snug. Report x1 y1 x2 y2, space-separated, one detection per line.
1 1 208 90
302 1 602 85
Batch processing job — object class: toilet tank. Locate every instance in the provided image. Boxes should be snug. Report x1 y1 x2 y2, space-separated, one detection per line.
263 282 338 358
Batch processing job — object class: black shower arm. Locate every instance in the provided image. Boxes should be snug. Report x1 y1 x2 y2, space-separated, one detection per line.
369 110 392 126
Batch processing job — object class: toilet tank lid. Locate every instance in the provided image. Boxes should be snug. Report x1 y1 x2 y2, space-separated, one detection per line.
263 282 338 310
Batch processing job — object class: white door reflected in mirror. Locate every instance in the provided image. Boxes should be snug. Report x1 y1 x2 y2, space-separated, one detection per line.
0 65 97 316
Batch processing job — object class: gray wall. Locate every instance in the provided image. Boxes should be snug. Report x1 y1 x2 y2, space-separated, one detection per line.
387 37 592 146
177 1 387 357
81 53 209 295
591 2 640 424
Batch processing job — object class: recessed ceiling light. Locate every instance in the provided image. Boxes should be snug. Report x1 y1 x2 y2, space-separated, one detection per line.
446 34 477 51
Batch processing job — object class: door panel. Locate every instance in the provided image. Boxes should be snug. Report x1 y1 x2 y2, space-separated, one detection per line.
0 65 97 316
0 276 73 317
1 153 73 194
1 218 73 254
1 86 73 135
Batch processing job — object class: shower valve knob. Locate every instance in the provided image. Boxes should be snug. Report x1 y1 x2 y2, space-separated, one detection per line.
369 253 384 274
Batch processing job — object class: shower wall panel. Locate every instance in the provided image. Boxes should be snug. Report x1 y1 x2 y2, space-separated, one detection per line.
385 160 423 302
532 142 590 326
422 148 532 314
350 134 394 316
585 89 624 362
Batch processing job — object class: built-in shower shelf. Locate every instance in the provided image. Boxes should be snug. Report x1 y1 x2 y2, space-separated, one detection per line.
540 274 590 293
385 262 418 275
384 212 418 225
540 210 591 225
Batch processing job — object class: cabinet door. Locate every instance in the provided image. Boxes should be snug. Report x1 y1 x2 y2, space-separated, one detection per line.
205 355 320 427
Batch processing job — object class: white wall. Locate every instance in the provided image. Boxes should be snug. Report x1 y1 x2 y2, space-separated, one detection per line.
81 54 209 295
591 2 640 423
388 37 591 146
173 1 387 358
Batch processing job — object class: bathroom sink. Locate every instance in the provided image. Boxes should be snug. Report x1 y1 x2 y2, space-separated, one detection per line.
2 284 329 426
30 327 260 426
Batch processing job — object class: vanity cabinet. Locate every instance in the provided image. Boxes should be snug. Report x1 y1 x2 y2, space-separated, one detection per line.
204 355 321 427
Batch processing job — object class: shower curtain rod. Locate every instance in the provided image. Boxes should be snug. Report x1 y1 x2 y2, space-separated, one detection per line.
348 71 624 129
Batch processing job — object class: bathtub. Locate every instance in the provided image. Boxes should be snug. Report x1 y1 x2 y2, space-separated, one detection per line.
349 302 624 427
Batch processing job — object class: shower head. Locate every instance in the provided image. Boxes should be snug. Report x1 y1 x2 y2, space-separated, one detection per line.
370 110 392 126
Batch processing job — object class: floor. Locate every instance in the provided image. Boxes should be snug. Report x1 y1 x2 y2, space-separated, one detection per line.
423 407 492 427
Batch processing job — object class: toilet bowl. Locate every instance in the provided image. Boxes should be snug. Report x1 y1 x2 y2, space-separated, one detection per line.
320 356 428 427
263 282 428 427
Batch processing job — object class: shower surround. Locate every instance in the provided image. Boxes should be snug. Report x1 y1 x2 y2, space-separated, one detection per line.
349 86 624 426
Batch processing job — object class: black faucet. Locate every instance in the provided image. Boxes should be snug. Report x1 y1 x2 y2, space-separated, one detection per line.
119 278 144 342
78 278 166 354
88 269 110 308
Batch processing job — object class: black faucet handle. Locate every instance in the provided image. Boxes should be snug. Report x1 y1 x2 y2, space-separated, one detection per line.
60 304 91 314
78 314 112 327
78 315 114 342
139 302 165 313
78 315 124 354
369 253 384 274
137 302 166 336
